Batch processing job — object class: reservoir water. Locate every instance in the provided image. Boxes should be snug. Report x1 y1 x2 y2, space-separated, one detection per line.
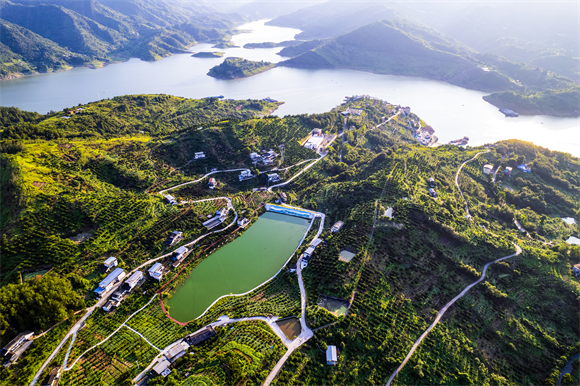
1 20 578 156
166 212 309 323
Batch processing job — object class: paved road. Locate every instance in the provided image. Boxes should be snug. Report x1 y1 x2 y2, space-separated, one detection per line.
454 151 488 219
263 211 324 386
63 294 159 371
268 157 325 191
29 281 123 386
159 169 248 194
385 244 522 386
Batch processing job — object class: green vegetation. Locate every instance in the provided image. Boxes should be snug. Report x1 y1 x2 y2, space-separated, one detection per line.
0 0 238 79
483 85 580 117
1 95 578 385
0 275 84 337
207 57 276 79
148 321 285 386
192 52 225 58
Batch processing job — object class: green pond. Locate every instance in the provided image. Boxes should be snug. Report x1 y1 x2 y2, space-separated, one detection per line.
166 212 309 322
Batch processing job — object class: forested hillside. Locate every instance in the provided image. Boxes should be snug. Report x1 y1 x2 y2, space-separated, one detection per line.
0 0 242 79
0 95 578 385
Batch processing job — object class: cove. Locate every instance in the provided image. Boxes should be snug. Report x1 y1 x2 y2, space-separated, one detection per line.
166 211 309 322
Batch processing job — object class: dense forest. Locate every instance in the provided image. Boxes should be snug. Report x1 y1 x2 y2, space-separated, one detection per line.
0 95 578 385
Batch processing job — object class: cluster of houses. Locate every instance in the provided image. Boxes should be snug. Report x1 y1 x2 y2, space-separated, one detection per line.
268 173 281 183
103 270 145 312
415 125 436 146
250 149 277 166
340 108 362 116
484 163 530 177
93 257 146 312
152 326 216 378
428 177 438 198
60 107 84 119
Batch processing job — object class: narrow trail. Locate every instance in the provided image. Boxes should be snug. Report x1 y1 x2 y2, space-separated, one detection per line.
455 151 488 219
385 150 523 386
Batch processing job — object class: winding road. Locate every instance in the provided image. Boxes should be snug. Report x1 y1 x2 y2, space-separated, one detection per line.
455 151 488 219
385 150 522 386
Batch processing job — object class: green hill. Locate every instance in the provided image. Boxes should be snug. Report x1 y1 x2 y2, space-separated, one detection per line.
483 86 580 117
207 57 275 79
0 0 238 79
0 19 91 79
279 19 518 93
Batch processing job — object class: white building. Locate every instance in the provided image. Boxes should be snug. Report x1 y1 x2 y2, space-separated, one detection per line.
94 268 126 297
239 169 254 181
148 262 165 281
208 177 217 189
268 173 280 182
163 194 178 205
173 246 189 262
103 257 118 271
237 218 250 228
194 152 205 159
326 345 338 365
304 246 315 257
483 164 494 175
331 221 344 233
124 271 144 290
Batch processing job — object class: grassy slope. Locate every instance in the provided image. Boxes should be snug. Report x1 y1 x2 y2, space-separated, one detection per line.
483 85 580 117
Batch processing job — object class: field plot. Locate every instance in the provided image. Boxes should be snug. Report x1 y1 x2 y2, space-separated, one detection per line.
61 327 158 386
163 321 285 385
276 317 301 340
126 302 187 349
318 295 349 317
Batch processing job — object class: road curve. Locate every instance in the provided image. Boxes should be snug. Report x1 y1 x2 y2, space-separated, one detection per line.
454 151 488 218
268 156 325 192
385 243 521 385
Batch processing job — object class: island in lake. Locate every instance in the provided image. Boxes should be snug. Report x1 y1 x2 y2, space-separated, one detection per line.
192 52 225 58
207 57 275 79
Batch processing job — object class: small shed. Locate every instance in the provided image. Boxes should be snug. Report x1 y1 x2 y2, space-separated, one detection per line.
194 152 205 159
304 246 315 257
326 345 338 365
331 221 344 233
573 263 580 278
428 177 435 187
208 178 217 189
185 326 216 346
504 167 513 177
103 257 118 271
483 164 494 175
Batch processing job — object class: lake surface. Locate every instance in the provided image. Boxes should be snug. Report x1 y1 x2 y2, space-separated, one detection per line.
166 211 309 322
1 20 578 156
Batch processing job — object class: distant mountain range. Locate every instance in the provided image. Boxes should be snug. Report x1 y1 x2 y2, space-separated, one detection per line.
273 15 578 117
0 0 244 79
